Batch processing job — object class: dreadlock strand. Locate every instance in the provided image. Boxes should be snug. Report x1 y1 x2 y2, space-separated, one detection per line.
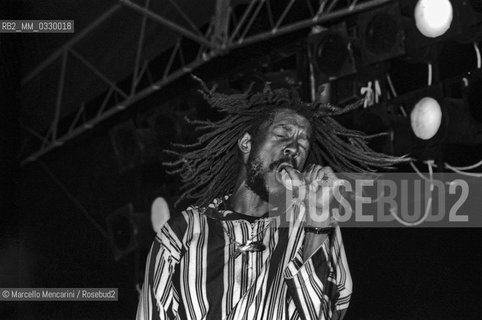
196 117 248 143
317 118 376 161
200 159 237 206
310 142 344 171
312 99 364 117
348 136 375 154
310 126 354 172
321 117 410 167
312 117 372 172
314 118 386 171
166 80 408 207
184 117 211 126
314 124 381 171
324 118 368 139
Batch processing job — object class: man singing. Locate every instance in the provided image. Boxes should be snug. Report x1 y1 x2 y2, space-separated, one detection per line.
136 80 405 320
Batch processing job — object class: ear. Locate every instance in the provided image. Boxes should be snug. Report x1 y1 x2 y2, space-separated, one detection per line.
237 132 252 164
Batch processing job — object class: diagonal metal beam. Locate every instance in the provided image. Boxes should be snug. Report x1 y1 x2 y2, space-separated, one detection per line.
52 51 68 141
120 0 214 49
133 59 149 88
21 0 394 166
213 0 231 48
273 0 297 31
167 0 205 37
131 0 151 95
327 0 341 12
229 0 392 48
69 49 128 99
162 39 182 79
238 0 266 41
21 53 216 166
22 4 122 85
228 0 259 43
21 125 49 145
68 103 87 133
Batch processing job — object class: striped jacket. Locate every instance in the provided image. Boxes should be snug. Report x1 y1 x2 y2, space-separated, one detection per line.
137 198 352 320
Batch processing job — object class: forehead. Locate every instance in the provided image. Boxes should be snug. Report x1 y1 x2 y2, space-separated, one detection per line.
270 109 311 133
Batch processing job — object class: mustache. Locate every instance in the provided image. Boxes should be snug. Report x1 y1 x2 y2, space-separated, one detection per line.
268 156 297 171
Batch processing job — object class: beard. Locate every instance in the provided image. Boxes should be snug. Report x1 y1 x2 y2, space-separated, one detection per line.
246 154 297 202
246 155 270 202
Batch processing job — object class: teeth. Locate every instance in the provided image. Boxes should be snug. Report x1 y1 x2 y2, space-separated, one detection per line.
280 168 288 179
280 168 293 190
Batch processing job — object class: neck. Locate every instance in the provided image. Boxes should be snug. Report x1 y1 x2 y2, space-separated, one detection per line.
231 179 269 218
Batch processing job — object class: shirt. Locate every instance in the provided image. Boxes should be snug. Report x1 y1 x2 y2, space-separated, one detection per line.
136 197 352 320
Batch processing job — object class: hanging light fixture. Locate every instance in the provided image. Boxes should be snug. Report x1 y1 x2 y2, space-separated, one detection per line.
414 0 453 38
410 96 443 140
356 1 405 65
307 22 356 82
384 85 445 159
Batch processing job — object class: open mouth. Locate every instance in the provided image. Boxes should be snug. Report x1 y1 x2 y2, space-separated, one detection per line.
277 162 294 173
275 162 296 185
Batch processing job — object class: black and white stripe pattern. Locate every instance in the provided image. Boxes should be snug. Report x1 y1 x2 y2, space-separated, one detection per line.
137 201 352 320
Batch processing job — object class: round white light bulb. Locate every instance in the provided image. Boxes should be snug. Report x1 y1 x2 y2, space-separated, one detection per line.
151 197 170 233
410 97 442 140
414 0 453 38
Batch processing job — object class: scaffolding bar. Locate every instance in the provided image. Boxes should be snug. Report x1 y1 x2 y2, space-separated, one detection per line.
21 0 394 165
22 4 122 85
70 49 128 99
230 0 392 49
21 54 215 166
120 0 214 49
52 51 68 140
131 0 151 95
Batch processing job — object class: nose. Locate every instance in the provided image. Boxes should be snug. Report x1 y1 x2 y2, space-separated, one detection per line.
283 141 299 157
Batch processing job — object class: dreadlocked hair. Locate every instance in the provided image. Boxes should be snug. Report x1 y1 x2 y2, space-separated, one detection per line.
164 76 409 208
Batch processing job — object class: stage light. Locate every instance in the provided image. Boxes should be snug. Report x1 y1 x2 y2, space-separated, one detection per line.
308 22 356 81
444 97 482 145
414 0 453 38
314 33 349 77
356 1 405 65
465 71 482 122
469 0 482 14
365 13 399 55
106 204 137 260
410 97 442 140
151 197 170 233
106 204 157 260
109 120 143 173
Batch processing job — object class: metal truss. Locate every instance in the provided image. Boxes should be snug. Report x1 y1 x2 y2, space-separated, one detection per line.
20 0 393 165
